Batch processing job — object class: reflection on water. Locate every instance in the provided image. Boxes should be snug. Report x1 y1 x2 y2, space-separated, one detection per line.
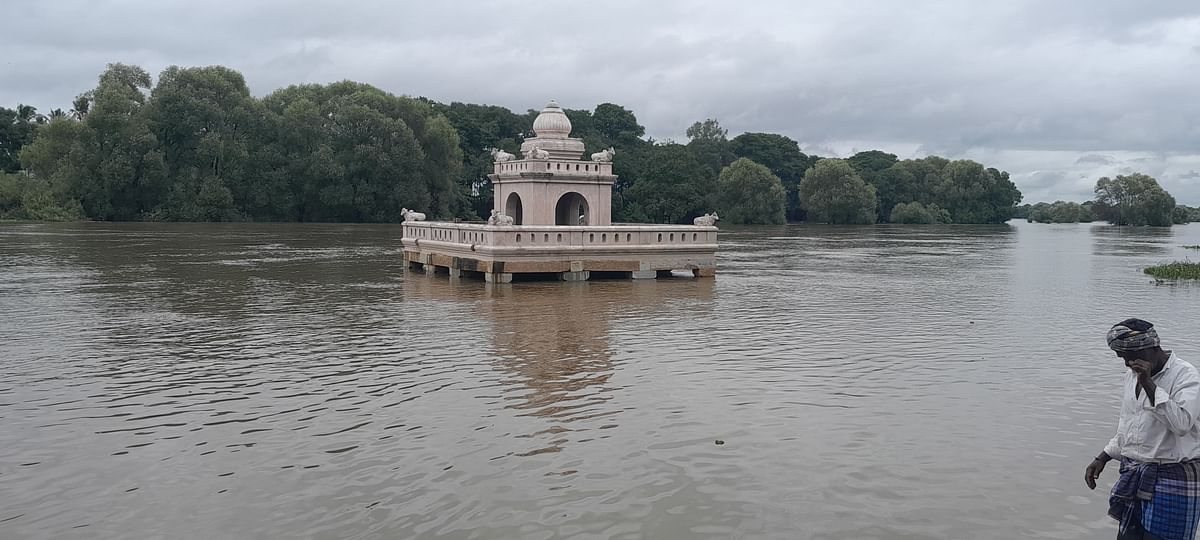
1089 223 1176 257
404 276 714 456
1 221 1199 539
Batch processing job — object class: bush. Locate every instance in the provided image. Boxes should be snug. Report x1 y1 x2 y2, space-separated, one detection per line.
891 202 933 224
0 172 83 221
1144 261 1200 280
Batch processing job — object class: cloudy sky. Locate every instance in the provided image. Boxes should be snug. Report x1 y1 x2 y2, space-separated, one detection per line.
4 0 1199 204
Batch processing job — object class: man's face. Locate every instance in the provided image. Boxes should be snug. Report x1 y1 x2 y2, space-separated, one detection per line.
1117 349 1153 372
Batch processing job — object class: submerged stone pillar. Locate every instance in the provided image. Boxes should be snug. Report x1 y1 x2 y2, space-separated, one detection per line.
561 271 590 281
692 267 716 278
630 270 656 279
448 268 462 279
485 272 513 284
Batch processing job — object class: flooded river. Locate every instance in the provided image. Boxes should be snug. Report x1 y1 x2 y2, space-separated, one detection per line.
2 221 1199 539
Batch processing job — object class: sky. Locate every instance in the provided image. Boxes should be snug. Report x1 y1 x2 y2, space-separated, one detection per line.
4 0 1199 204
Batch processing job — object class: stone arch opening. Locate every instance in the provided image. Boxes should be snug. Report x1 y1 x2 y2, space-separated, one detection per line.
555 192 590 226
505 192 523 225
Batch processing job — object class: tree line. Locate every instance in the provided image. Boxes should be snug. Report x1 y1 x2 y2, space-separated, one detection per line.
2 62 1028 225
3 64 461 222
1015 173 1198 226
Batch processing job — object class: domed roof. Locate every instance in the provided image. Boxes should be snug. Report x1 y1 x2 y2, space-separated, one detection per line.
532 100 572 139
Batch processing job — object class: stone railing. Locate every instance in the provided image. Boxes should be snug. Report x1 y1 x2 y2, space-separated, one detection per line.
402 221 716 252
493 159 613 177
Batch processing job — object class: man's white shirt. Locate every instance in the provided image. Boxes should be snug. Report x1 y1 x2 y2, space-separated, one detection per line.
1105 353 1200 463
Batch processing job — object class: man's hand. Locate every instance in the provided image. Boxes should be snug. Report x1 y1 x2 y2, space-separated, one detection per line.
1129 358 1158 405
1085 456 1109 489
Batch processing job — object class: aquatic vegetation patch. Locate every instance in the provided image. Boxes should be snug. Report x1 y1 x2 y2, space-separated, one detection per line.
1144 261 1200 280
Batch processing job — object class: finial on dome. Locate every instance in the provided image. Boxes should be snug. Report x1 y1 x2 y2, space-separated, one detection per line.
532 99 572 139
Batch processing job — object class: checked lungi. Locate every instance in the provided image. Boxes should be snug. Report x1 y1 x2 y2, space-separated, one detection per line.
1110 459 1200 540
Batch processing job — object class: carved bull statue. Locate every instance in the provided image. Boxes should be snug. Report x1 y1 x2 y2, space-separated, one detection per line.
401 208 426 222
488 209 514 226
525 148 549 160
591 147 616 162
489 147 515 162
693 212 719 227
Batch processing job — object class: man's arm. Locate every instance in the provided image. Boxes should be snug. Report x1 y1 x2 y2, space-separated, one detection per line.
1140 370 1200 436
1087 432 1122 490
1086 450 1112 490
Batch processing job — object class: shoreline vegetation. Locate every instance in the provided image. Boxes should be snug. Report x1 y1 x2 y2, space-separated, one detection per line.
1145 262 1200 280
0 63 1192 227
1014 185 1199 226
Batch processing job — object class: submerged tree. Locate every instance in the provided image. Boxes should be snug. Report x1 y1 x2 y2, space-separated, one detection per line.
1026 201 1095 223
890 202 950 224
715 158 786 224
8 61 1036 225
730 132 814 221
686 118 734 177
617 143 714 224
1093 173 1177 227
799 159 876 224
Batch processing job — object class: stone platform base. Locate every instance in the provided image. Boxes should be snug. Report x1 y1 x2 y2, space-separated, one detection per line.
405 256 715 283
401 222 717 284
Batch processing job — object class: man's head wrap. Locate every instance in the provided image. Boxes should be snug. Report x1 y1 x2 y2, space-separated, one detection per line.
1107 318 1160 352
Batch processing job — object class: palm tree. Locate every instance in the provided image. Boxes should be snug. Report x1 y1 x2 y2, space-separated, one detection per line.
49 109 67 120
70 92 91 121
15 104 36 123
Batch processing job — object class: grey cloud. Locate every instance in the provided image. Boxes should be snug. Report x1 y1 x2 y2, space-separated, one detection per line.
1076 154 1116 166
2 0 1199 203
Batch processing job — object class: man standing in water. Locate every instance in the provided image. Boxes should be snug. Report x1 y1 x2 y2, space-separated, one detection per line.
1086 318 1200 539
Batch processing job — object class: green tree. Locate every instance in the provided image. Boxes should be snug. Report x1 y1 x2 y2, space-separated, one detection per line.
430 101 531 219
1027 201 1094 223
715 158 786 224
872 164 918 222
686 118 734 176
70 92 92 121
20 63 166 220
260 82 461 222
592 103 645 147
15 104 38 123
147 65 263 221
0 172 82 221
1093 173 1176 226
419 115 465 219
890 202 950 224
799 159 877 224
0 106 38 173
870 156 948 222
730 132 815 221
616 143 715 224
848 150 898 222
932 160 1021 224
847 150 898 179
0 172 19 216
1184 205 1200 223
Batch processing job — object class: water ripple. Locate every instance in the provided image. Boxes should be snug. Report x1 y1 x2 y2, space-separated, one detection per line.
1 222 1198 538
